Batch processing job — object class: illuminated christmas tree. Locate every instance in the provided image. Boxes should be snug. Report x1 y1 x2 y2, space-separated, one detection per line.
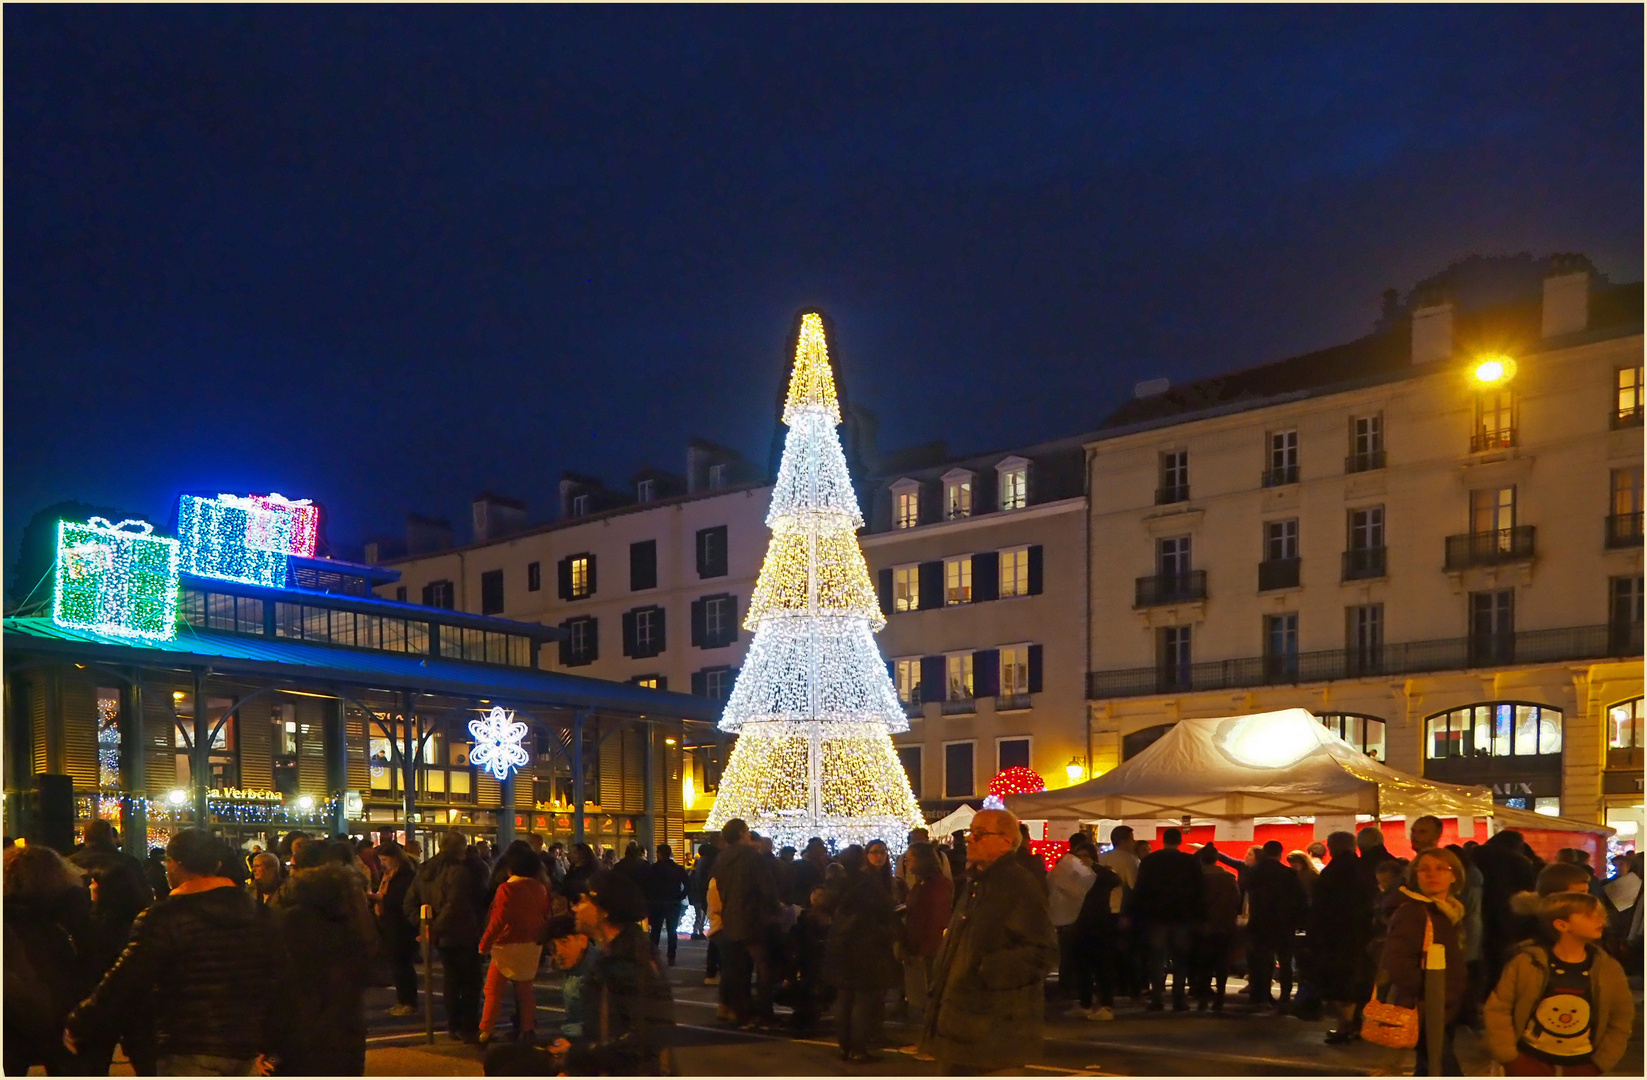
704 313 924 852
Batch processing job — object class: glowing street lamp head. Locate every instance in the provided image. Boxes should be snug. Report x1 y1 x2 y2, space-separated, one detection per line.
167 789 188 806
1065 757 1085 784
296 795 315 811
1473 355 1516 385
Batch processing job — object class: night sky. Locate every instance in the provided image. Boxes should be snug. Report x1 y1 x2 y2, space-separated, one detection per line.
6 6 1641 568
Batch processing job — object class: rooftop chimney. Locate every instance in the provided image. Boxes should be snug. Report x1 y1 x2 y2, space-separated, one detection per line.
406 513 453 555
1542 255 1591 339
472 492 526 544
1410 295 1454 366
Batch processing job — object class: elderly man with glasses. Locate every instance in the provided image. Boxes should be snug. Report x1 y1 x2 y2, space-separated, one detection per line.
916 809 1057 1075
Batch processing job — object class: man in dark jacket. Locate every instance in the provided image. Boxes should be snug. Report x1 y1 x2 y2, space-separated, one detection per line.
405 830 488 1041
919 809 1056 1074
641 843 691 966
1354 825 1393 896
1243 840 1307 1007
1472 829 1538 987
273 841 380 1074
713 818 781 1027
1307 832 1369 1041
65 827 284 1075
70 820 153 937
1127 827 1206 1011
614 841 648 886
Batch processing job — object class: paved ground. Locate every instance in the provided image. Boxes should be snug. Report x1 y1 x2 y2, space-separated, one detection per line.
355 936 1647 1076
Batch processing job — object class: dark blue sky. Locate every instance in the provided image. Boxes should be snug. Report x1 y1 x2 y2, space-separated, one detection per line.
6 6 1641 565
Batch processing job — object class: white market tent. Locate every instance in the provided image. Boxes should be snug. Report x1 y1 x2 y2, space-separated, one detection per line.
926 802 978 838
1006 708 1495 823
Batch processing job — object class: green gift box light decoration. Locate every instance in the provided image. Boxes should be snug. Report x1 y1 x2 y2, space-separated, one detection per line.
53 517 181 642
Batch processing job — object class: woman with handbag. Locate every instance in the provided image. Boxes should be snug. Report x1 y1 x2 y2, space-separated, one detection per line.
1369 848 1469 1075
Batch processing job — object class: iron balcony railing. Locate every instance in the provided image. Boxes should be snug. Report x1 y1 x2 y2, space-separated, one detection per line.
1086 623 1642 700
903 701 925 720
1605 512 1644 548
1262 464 1300 488
940 697 976 715
1342 546 1387 580
1470 427 1518 452
1345 449 1387 474
1444 525 1535 570
1155 484 1190 505
1135 570 1207 608
1257 557 1301 592
995 693 1033 712
1613 405 1644 430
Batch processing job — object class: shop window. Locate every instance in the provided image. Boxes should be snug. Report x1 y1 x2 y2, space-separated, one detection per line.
1425 702 1563 759
1320 713 1387 762
1609 698 1644 749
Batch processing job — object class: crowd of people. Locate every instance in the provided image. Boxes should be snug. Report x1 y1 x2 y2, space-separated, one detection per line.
2 811 1640 1076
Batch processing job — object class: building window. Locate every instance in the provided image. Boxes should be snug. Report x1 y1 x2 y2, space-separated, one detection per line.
630 540 658 591
623 605 665 659
1609 467 1644 547
1264 429 1299 486
422 580 454 609
943 472 973 520
703 667 733 700
946 654 974 701
1473 389 1516 450
944 742 975 799
1346 603 1384 673
999 547 1030 599
1469 590 1515 666
1264 613 1299 679
569 555 592 599
1157 626 1191 689
571 493 590 517
1616 365 1644 427
527 562 541 593
997 458 1029 511
1611 575 1644 654
1319 713 1387 762
395 586 407 603
1426 703 1563 759
997 737 1030 773
631 674 664 690
696 526 728 579
1158 450 1189 504
893 565 920 612
894 659 921 706
480 570 504 615
1470 486 1517 539
999 646 1030 697
1157 535 1191 577
898 746 923 798
1343 505 1387 579
1348 414 1385 472
708 462 729 488
892 481 921 529
704 596 728 639
1265 519 1299 561
1608 699 1643 750
944 556 972 605
692 593 738 649
564 616 598 666
636 479 656 503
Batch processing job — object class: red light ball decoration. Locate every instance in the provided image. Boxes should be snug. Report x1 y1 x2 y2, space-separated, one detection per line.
987 766 1046 798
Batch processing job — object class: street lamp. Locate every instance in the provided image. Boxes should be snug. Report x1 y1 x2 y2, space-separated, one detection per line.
1064 757 1085 784
296 795 314 812
166 789 187 806
1473 355 1517 385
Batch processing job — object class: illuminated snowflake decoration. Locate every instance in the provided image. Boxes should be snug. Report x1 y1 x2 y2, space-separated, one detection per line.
467 706 529 780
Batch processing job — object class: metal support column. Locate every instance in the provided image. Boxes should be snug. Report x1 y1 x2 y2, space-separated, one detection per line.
191 669 208 824
121 678 147 854
327 697 349 836
401 693 417 840
640 721 656 857
498 772 516 848
572 710 588 847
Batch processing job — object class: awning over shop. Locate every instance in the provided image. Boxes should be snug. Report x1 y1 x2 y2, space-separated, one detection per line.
1006 708 1494 822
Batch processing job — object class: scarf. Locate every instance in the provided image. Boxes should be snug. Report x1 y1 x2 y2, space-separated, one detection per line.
1399 885 1465 925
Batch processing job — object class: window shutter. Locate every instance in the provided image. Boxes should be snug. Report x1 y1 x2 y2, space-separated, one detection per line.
586 554 597 595
917 561 944 610
691 670 707 697
1027 545 1044 595
920 655 946 703
655 676 668 691
708 527 729 577
690 599 706 647
558 622 572 666
885 658 895 680
1027 644 1043 693
723 595 739 643
971 552 999 602
630 541 657 591
557 557 572 601
586 617 598 662
622 610 638 658
695 530 707 578
653 607 666 654
877 568 894 614
973 649 1000 696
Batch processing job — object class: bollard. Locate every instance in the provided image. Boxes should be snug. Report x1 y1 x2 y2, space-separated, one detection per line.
422 903 435 1045
1423 939 1446 1077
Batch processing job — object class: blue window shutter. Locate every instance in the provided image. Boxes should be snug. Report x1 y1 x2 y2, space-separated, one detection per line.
586 554 597 595
586 617 599 662
557 557 572 600
622 610 637 658
917 561 944 610
877 568 893 614
653 607 666 655
691 670 707 697
690 599 706 647
1027 545 1043 595
1027 644 1043 693
920 655 946 703
558 621 572 666
724 594 739 644
971 552 999 602
973 650 1000 696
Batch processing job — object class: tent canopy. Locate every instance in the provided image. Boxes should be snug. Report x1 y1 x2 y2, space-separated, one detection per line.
926 803 977 838
1007 708 1494 822
1490 804 1614 838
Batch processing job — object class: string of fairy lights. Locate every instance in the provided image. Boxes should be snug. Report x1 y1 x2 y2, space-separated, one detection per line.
705 313 924 852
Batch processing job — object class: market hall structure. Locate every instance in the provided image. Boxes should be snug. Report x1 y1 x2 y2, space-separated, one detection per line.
3 496 721 854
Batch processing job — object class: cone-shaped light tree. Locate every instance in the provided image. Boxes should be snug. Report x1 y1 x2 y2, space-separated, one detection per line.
704 313 925 852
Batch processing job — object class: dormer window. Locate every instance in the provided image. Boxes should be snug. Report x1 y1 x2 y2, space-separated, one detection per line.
891 478 921 529
637 479 656 503
708 463 728 489
996 456 1030 511
571 494 590 517
942 469 974 520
